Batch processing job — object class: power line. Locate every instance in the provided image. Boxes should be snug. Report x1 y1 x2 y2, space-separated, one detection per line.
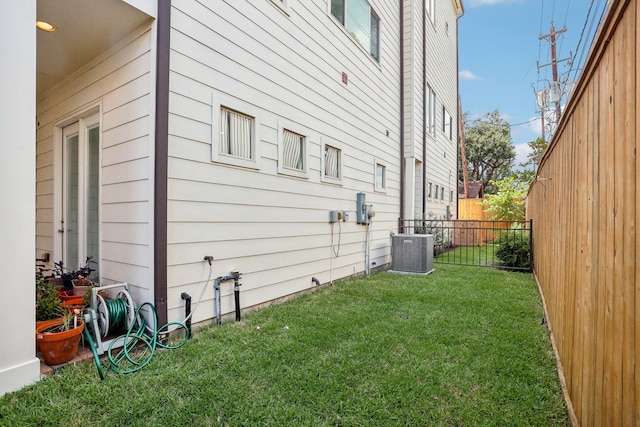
569 0 595 83
510 118 539 127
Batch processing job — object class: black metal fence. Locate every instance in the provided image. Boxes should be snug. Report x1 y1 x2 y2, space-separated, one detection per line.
397 219 533 272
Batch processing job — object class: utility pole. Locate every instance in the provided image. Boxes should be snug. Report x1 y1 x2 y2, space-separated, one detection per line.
539 24 566 124
458 97 469 198
540 108 546 143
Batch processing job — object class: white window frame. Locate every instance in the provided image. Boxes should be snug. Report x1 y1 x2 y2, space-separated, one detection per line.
374 160 386 192
277 120 310 179
321 138 343 184
442 106 453 140
211 92 261 170
427 85 436 137
427 182 433 198
425 0 435 25
268 0 292 15
329 0 381 62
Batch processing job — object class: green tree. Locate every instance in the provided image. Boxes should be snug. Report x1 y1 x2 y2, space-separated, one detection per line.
480 176 527 220
460 109 515 194
514 137 549 188
523 136 548 168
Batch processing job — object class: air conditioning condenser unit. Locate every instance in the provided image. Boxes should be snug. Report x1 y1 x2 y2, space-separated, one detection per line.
390 234 434 274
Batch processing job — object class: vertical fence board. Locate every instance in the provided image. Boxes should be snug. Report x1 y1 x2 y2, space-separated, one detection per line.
593 61 608 427
580 81 597 426
635 2 640 423
620 10 637 425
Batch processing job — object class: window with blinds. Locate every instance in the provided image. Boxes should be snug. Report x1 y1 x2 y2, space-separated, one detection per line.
427 86 436 136
324 145 341 179
375 163 386 191
282 129 305 170
220 107 254 159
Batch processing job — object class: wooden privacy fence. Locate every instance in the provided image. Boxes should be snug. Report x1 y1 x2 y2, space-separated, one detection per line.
458 198 491 220
527 1 638 425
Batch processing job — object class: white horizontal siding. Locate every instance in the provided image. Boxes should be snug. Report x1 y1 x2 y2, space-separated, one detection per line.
35 23 155 304
166 0 401 323
400 0 458 219
423 0 459 219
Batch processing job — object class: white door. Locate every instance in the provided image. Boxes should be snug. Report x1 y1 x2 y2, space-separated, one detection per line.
61 113 100 280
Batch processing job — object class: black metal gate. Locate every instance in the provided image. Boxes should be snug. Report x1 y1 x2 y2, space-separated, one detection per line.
398 219 533 272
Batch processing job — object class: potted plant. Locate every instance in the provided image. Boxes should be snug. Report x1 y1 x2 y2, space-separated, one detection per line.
36 309 84 365
36 272 64 353
50 257 96 294
36 274 63 324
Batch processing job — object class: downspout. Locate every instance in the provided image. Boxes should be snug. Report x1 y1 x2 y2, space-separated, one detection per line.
154 0 171 328
455 4 464 219
399 0 405 229
422 0 427 216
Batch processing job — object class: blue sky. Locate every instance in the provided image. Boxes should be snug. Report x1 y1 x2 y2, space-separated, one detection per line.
458 0 609 168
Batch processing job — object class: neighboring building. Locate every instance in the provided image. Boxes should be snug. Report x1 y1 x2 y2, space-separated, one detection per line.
404 0 462 221
1 0 462 394
458 180 484 199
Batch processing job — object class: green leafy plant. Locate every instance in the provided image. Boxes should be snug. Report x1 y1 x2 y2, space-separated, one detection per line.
36 275 63 322
51 257 96 281
39 310 81 333
480 176 528 220
494 224 531 269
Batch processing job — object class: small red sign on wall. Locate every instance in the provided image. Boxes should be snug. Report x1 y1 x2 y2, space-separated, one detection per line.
342 72 348 84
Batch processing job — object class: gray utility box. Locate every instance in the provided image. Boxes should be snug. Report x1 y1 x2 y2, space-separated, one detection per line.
391 234 434 274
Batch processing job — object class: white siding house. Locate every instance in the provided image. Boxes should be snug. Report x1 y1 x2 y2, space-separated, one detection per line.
1 0 461 394
403 0 462 221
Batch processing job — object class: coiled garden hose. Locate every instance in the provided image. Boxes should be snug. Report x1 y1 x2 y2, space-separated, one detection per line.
84 301 189 380
84 264 214 380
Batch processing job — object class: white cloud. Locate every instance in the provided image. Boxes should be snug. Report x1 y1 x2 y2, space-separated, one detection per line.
514 142 532 168
459 70 480 80
468 0 525 6
526 117 542 134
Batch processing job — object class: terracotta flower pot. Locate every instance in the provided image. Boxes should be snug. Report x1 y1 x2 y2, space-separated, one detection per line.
36 319 84 365
59 289 79 301
35 319 61 353
72 279 92 297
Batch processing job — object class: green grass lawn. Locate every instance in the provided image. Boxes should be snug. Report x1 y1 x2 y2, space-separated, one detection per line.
0 264 568 426
436 244 498 266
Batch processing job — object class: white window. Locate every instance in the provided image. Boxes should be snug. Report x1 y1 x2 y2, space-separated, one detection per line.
220 107 253 159
425 0 435 24
375 162 386 192
428 182 433 198
435 184 439 201
331 0 380 61
427 86 436 137
442 107 452 140
283 130 304 170
269 0 290 15
212 92 261 169
440 186 445 200
277 120 310 178
450 190 454 202
322 140 342 184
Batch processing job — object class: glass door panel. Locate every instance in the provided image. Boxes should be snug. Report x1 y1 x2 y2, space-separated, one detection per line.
61 115 100 279
63 126 79 270
86 125 100 281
